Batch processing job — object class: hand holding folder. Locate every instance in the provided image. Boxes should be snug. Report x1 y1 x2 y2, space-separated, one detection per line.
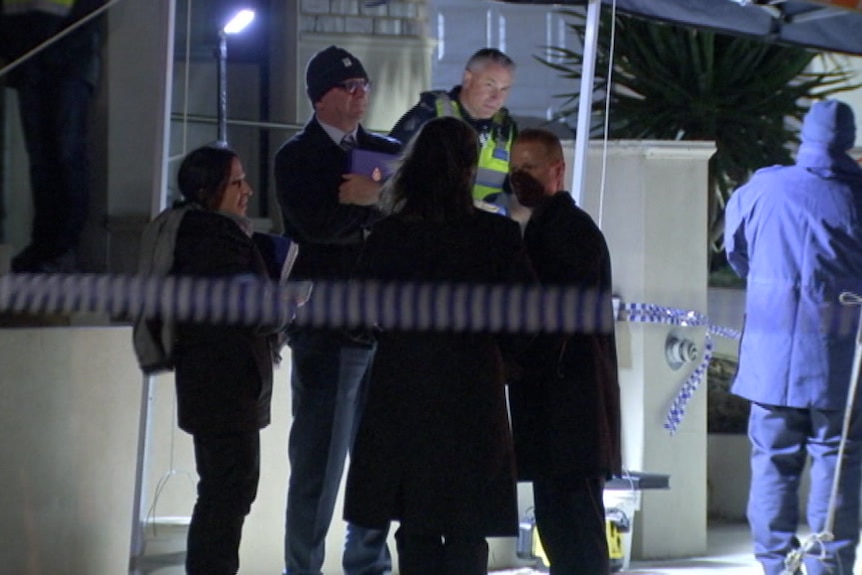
251 232 312 305
349 149 398 182
252 232 298 284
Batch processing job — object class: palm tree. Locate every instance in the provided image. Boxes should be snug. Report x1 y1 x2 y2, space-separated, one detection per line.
541 9 859 276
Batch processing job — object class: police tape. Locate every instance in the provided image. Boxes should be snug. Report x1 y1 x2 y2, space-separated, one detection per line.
0 274 620 333
0 273 754 433
0 273 304 327
618 302 741 434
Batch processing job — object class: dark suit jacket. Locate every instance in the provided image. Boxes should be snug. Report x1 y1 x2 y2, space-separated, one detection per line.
509 191 623 481
275 116 401 284
274 116 401 347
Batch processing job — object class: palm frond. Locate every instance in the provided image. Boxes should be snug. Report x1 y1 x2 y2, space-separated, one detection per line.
540 8 860 271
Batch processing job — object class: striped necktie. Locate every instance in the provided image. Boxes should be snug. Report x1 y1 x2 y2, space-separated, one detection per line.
340 134 356 151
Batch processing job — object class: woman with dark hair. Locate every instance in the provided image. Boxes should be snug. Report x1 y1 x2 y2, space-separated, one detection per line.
134 145 288 575
344 117 534 575
379 115 477 220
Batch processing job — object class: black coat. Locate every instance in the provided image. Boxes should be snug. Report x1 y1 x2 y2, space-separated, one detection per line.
171 210 275 434
275 117 401 347
508 191 622 481
275 116 401 284
344 211 534 537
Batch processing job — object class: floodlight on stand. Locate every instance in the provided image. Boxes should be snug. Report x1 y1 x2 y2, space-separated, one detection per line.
223 9 255 34
216 9 256 145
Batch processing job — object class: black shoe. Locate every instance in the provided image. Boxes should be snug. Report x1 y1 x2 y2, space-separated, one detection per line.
11 244 44 272
11 245 77 273
39 250 77 273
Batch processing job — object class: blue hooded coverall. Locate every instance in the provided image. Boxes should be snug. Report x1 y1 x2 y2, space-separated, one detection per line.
725 100 862 575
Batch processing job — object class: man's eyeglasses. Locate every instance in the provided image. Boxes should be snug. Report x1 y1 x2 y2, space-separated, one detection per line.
335 79 372 95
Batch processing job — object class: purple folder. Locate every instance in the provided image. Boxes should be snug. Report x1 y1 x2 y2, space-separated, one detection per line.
252 232 298 283
350 149 398 182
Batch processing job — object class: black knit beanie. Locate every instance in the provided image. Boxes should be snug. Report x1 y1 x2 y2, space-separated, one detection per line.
305 45 369 104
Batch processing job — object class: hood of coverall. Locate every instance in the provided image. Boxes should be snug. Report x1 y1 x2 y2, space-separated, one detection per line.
801 100 856 152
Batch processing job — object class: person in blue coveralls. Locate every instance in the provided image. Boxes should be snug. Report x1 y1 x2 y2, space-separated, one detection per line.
725 99 862 575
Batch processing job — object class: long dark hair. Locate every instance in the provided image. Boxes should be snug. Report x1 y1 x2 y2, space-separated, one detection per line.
176 145 238 210
382 116 478 222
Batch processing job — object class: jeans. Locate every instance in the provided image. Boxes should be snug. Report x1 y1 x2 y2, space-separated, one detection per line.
16 74 92 257
533 475 609 575
284 332 391 575
747 403 862 575
187 430 260 575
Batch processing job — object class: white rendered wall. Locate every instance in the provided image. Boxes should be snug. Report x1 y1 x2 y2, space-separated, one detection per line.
0 327 141 574
0 325 525 574
100 0 176 275
572 140 716 559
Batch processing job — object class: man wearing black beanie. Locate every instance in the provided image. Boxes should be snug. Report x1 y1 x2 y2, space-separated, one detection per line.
275 45 400 575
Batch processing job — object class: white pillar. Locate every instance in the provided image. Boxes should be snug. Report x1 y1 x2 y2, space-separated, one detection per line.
569 139 716 559
104 0 175 273
0 327 144 574
102 5 175 575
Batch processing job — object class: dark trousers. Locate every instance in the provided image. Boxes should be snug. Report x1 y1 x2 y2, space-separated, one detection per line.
16 73 92 257
533 475 609 575
394 526 488 575
747 403 862 575
284 333 391 575
186 430 260 575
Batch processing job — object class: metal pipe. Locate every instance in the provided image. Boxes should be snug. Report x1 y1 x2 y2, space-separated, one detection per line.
216 31 228 145
571 0 601 204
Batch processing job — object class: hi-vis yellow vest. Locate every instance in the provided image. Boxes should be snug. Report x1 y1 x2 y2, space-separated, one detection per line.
434 93 514 202
3 0 73 16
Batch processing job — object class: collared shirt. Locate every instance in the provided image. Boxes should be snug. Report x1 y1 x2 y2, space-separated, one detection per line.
317 117 358 149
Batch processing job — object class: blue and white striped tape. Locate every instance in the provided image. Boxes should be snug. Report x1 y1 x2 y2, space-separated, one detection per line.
0 274 618 333
9 274 856 435
616 302 741 433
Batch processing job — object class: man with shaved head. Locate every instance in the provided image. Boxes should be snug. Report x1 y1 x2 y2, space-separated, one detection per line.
390 48 517 211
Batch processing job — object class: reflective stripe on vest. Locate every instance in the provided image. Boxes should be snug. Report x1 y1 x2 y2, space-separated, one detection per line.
434 94 512 202
3 0 73 16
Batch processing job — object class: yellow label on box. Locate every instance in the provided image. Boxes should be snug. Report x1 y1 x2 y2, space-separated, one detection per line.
607 520 624 559
530 519 624 564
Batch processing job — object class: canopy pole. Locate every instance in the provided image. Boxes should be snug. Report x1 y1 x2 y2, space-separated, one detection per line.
571 0 601 204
